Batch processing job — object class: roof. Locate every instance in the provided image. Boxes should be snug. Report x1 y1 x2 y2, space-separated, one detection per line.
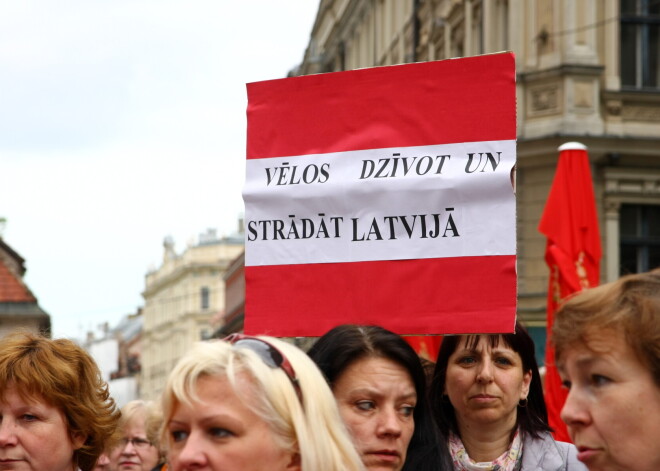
112 314 143 343
0 254 36 303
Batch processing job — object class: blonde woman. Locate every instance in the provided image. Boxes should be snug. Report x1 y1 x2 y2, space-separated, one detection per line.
161 334 364 471
109 400 166 471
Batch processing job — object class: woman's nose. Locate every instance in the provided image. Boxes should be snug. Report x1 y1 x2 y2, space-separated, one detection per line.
120 440 138 455
376 408 402 438
560 387 590 432
476 361 494 383
175 433 208 468
0 418 18 446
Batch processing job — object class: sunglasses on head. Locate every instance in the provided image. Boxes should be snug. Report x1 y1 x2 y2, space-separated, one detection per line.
224 333 303 403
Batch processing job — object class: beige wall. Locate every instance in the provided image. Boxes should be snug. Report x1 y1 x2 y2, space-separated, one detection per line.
140 237 243 400
0 318 44 338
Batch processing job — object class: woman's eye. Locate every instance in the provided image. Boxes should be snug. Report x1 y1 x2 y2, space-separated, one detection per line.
355 400 376 411
591 374 611 387
21 414 38 422
458 356 476 365
495 356 512 366
170 430 188 443
209 428 233 439
400 405 415 417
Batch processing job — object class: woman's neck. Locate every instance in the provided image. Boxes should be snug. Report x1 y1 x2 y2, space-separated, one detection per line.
456 418 516 462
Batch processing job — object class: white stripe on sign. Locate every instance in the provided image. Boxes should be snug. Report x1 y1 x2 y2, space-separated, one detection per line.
243 140 516 267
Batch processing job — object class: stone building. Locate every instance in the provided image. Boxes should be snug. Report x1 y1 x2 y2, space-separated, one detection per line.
213 251 245 337
293 0 660 347
0 237 50 337
140 229 243 400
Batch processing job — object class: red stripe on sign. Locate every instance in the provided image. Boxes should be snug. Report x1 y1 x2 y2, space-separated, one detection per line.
243 255 516 336
247 53 516 159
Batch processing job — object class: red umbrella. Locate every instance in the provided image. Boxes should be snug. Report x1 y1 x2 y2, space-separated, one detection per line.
538 142 602 442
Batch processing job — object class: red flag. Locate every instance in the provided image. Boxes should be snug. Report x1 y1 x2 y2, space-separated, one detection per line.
538 142 601 442
404 335 442 362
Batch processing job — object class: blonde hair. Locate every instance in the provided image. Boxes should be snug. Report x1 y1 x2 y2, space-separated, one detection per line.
118 400 166 463
162 337 364 471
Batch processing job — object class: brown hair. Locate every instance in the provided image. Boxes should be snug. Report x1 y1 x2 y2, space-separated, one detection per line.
553 268 660 386
0 332 121 471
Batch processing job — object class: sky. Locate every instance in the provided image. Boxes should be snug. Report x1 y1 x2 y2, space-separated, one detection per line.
0 0 320 340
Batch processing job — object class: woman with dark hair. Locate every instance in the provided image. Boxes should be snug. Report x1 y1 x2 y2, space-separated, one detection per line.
307 324 452 471
429 322 585 470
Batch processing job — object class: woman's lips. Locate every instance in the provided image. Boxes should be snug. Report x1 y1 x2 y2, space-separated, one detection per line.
367 450 401 462
119 461 139 467
576 447 600 463
471 394 497 402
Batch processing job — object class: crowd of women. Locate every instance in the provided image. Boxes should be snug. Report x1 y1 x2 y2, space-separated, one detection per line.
0 268 657 471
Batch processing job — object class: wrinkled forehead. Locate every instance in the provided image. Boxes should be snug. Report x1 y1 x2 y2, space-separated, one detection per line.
557 328 625 364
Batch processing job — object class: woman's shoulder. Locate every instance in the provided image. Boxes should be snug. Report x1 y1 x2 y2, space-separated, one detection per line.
521 432 588 471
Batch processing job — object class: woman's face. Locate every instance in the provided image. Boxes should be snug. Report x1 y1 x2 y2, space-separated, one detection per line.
332 356 416 471
444 335 531 433
0 383 85 471
558 329 660 471
166 374 299 471
109 413 160 471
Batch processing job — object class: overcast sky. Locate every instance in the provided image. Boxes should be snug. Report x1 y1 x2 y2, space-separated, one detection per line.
0 0 320 340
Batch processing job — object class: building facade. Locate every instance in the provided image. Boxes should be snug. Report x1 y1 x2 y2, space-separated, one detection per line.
140 229 243 399
294 0 660 346
213 251 245 337
0 237 51 337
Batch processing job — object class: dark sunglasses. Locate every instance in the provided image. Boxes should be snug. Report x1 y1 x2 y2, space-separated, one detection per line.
224 333 303 403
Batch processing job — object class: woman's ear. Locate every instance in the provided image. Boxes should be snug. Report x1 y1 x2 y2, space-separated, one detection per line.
521 370 532 399
71 431 87 450
286 452 301 471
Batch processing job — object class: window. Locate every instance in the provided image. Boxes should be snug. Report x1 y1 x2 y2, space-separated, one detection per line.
526 326 547 367
200 287 210 310
620 0 660 90
619 204 660 274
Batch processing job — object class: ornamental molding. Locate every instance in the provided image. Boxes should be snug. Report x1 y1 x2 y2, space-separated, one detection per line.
604 169 660 195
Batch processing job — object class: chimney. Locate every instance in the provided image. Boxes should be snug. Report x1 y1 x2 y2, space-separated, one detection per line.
163 236 176 262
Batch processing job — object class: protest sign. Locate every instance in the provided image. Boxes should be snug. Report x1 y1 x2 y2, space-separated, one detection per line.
244 53 517 336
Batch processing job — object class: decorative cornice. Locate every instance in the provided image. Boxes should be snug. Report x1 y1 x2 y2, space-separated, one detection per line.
518 64 605 83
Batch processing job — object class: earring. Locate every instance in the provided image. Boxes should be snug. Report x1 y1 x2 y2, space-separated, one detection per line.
518 398 528 408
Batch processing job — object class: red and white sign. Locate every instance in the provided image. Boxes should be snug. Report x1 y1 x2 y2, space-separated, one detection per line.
244 53 517 336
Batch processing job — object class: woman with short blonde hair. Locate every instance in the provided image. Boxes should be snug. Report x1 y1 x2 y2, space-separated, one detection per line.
162 335 364 471
109 400 166 470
